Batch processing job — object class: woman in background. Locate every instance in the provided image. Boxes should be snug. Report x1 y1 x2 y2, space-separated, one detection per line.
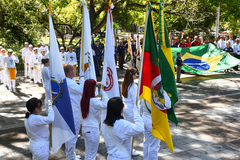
121 67 139 156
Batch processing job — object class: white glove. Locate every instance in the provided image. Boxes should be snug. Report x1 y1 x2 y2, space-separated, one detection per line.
48 99 53 107
99 89 104 96
80 70 84 77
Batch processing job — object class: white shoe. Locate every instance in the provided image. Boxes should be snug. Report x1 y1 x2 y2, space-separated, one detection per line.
78 134 81 138
132 149 140 156
76 155 81 159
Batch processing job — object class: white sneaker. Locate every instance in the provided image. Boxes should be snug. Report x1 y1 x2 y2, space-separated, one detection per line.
132 149 140 156
76 155 81 159
78 134 81 138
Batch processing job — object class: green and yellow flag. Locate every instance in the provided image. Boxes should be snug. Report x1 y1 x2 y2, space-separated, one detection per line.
172 44 240 75
158 0 178 125
138 0 175 153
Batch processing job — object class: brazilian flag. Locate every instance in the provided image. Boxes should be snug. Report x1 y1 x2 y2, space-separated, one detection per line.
172 44 240 75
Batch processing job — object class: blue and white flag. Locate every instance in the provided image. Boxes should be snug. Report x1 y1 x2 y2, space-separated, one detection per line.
49 15 76 153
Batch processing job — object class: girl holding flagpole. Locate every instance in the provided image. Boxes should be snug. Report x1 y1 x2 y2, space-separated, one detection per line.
121 67 139 156
102 97 144 160
81 79 108 160
24 98 54 160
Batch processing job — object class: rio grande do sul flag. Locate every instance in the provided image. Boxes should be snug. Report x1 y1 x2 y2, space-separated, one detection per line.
159 0 178 125
171 43 240 75
49 15 76 153
138 3 174 153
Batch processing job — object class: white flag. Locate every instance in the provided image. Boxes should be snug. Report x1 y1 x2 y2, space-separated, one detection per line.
80 0 97 84
101 4 120 130
49 15 75 153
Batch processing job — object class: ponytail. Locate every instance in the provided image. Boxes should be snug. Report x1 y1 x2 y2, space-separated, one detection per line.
25 111 30 118
25 98 42 118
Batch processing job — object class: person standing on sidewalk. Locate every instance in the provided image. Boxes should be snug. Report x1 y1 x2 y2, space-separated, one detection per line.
117 40 126 70
141 100 161 160
22 42 29 78
102 97 144 160
64 65 84 160
121 67 140 156
175 52 184 83
81 80 108 160
4 49 19 91
24 98 54 160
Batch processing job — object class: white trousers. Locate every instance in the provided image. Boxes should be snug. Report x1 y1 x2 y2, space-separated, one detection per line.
24 63 28 77
143 115 160 160
65 113 81 160
33 68 41 83
29 140 49 160
44 85 50 114
82 127 100 160
1 69 7 86
29 66 33 79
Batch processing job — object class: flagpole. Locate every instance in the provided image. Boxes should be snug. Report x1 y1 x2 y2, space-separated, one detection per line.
81 1 84 73
48 0 52 151
136 2 149 108
135 1 150 158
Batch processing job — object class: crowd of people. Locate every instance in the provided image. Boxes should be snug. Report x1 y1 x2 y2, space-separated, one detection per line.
24 64 157 160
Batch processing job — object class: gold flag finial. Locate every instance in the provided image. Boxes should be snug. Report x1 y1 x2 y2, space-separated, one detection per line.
49 0 52 13
109 0 111 7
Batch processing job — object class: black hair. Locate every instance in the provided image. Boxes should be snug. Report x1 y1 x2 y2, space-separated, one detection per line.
104 97 124 127
41 58 49 64
25 98 42 118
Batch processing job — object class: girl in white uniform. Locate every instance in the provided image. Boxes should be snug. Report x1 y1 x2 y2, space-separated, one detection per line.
30 48 42 83
41 59 50 114
102 97 144 160
121 68 138 155
60 46 66 67
141 100 161 160
81 79 108 160
4 49 19 91
24 98 54 160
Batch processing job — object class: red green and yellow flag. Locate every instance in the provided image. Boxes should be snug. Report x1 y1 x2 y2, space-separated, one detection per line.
138 1 175 153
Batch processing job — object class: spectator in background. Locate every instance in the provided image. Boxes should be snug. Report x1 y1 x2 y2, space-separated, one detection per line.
214 37 220 48
186 37 191 47
228 35 234 48
117 40 126 70
191 36 201 46
232 39 240 71
175 52 184 83
174 37 180 46
223 42 234 54
171 39 178 47
219 36 225 49
223 42 234 73
178 39 188 47
75 41 81 74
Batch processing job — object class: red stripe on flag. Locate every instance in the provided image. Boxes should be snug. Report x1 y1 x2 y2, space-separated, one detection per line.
140 51 161 95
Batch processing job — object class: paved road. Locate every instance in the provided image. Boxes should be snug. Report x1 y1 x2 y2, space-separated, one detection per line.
0 67 240 160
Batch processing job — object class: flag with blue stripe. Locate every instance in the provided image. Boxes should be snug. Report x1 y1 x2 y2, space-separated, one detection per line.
49 15 76 153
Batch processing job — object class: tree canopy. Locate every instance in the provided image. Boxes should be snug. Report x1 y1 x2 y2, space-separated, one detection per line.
0 0 239 48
